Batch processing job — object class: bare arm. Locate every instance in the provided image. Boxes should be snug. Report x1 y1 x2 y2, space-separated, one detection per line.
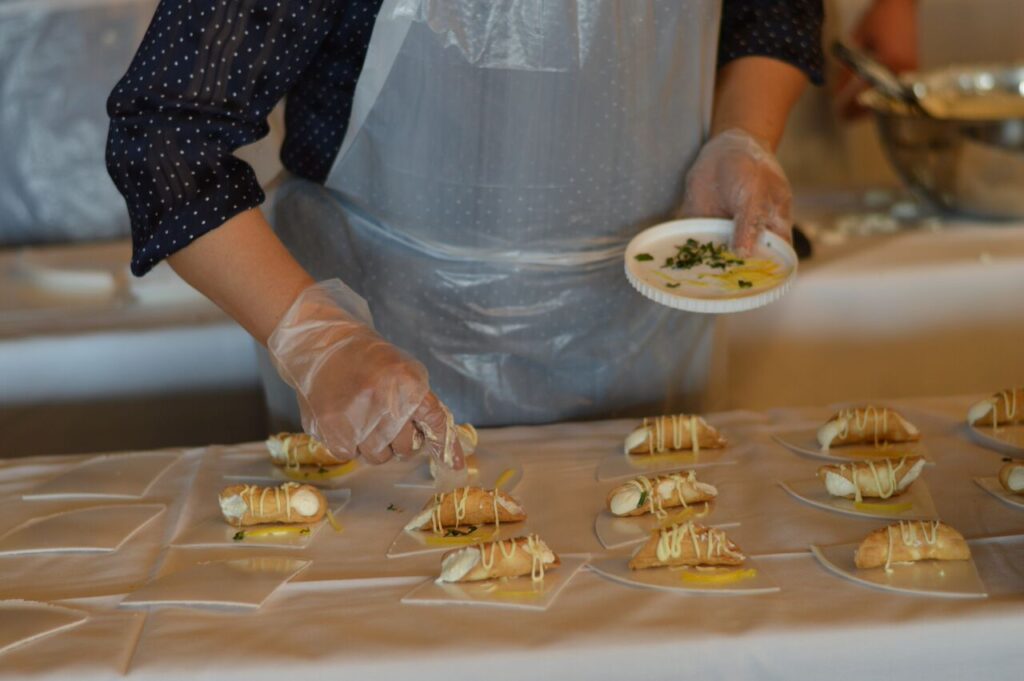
711 56 809 150
168 208 314 345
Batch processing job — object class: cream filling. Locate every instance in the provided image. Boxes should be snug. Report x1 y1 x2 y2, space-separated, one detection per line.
438 547 481 583
624 427 649 455
1007 467 1024 493
610 488 643 516
265 436 288 464
404 508 435 532
219 494 248 520
824 459 925 499
817 419 846 451
495 495 523 516
289 488 321 517
967 398 995 426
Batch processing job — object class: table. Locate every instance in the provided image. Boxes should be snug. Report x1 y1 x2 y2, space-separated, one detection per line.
0 395 1021 680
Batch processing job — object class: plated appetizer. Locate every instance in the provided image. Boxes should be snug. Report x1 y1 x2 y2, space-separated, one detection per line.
219 482 327 528
437 535 559 583
967 388 1023 428
999 461 1024 495
817 456 925 502
607 471 717 518
629 521 744 570
624 414 727 455
854 520 970 571
817 406 920 451
265 432 357 482
404 486 526 534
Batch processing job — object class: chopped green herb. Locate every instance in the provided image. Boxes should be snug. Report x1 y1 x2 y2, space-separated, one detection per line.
663 239 744 271
317 466 328 474
634 253 654 262
665 282 680 289
637 491 648 508
299 528 311 535
233 531 245 541
737 280 753 289
444 525 478 537
386 503 402 512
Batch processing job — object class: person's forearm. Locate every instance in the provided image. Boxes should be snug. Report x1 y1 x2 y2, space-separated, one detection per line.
711 56 809 150
168 208 315 345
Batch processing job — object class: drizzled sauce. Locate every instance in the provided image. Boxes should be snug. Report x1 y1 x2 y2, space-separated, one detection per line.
640 415 702 455
835 406 890 447
621 471 703 518
478 535 550 582
837 457 908 502
655 522 742 564
883 520 940 572
238 483 301 522
991 387 1020 431
428 487 505 535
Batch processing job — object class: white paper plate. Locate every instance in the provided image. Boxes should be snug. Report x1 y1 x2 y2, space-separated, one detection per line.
401 555 589 611
388 517 533 559
810 542 987 599
594 503 739 550
624 219 797 314
588 556 779 595
967 423 1024 457
120 558 310 609
772 430 929 464
0 601 88 655
223 458 360 488
596 445 740 482
778 479 938 521
23 452 180 500
394 449 522 492
974 476 1024 511
0 504 166 556
171 489 350 549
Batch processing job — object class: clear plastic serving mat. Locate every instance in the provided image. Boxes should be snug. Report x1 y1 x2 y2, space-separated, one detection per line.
23 452 180 500
0 504 165 556
588 555 779 595
973 477 1024 511
596 444 743 482
171 489 350 549
772 429 929 464
401 555 589 611
388 517 535 559
119 557 310 609
967 423 1024 457
778 479 938 521
394 449 522 492
810 542 987 599
0 601 88 655
223 457 360 489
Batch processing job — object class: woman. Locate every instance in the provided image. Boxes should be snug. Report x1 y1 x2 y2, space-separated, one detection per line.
106 0 823 469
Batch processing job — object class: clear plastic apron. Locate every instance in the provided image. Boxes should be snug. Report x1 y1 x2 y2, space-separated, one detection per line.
270 0 726 427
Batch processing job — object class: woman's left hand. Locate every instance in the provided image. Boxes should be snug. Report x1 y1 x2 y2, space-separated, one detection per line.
679 128 793 257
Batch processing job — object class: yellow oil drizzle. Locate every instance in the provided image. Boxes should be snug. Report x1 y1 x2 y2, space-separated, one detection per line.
326 509 343 533
283 459 358 481
854 500 913 514
234 524 311 540
423 527 498 547
493 468 516 490
656 503 711 529
677 567 758 585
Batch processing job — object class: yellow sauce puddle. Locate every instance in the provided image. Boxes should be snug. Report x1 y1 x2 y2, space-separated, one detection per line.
423 528 498 547
493 467 516 490
677 568 758 585
233 524 311 541
282 459 358 481
854 500 913 513
326 510 344 533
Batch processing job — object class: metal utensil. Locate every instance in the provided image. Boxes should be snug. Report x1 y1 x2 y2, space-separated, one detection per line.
832 41 932 117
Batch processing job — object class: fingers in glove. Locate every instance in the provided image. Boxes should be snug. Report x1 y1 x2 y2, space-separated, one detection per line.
412 392 465 472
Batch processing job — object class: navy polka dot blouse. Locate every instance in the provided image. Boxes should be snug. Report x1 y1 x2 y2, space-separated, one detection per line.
106 0 823 276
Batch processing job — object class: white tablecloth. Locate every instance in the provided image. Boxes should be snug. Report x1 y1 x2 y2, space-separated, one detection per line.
0 395 1021 679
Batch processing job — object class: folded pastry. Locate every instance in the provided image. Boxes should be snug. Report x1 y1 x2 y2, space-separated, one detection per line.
967 388 1023 427
404 486 526 533
265 433 341 467
437 534 559 583
629 521 745 570
817 456 926 502
817 406 920 451
219 483 327 527
607 470 718 517
624 414 727 455
999 461 1024 495
854 520 970 570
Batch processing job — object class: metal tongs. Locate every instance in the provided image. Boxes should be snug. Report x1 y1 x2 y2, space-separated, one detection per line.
831 40 934 118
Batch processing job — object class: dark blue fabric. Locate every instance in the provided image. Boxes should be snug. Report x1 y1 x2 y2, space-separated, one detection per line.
107 0 823 276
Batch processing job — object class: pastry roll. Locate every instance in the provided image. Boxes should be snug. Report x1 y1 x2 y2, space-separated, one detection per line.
265 433 342 467
854 521 970 570
624 414 727 455
999 461 1024 495
629 522 745 570
404 487 526 532
219 483 327 527
967 388 1024 427
817 456 926 502
817 406 920 451
607 470 718 517
438 535 559 583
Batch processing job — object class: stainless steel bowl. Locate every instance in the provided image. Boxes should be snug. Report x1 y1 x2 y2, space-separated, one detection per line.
861 63 1024 219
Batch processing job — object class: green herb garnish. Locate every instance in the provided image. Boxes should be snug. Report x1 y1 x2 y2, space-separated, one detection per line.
634 253 654 262
233 531 245 541
444 525 478 537
665 282 680 289
317 466 328 474
737 280 753 289
387 503 402 512
637 491 648 508
299 528 311 535
663 238 744 271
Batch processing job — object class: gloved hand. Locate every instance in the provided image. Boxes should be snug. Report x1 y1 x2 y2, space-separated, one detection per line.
268 279 463 469
679 128 793 256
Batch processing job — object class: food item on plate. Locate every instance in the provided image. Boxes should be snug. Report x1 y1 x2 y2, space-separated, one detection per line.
404 486 526 533
218 483 327 527
629 522 745 570
624 414 727 455
854 520 970 570
607 470 717 517
817 456 925 502
266 433 341 467
998 461 1024 495
816 406 920 451
967 388 1023 428
437 535 559 583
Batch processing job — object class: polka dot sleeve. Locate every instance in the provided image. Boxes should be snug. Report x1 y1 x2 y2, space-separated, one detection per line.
718 0 825 85
105 0 345 276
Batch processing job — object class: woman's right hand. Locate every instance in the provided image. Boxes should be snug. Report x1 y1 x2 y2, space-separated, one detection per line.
268 279 463 469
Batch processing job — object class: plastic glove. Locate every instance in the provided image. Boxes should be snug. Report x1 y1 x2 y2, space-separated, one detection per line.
268 279 463 469
679 129 793 257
